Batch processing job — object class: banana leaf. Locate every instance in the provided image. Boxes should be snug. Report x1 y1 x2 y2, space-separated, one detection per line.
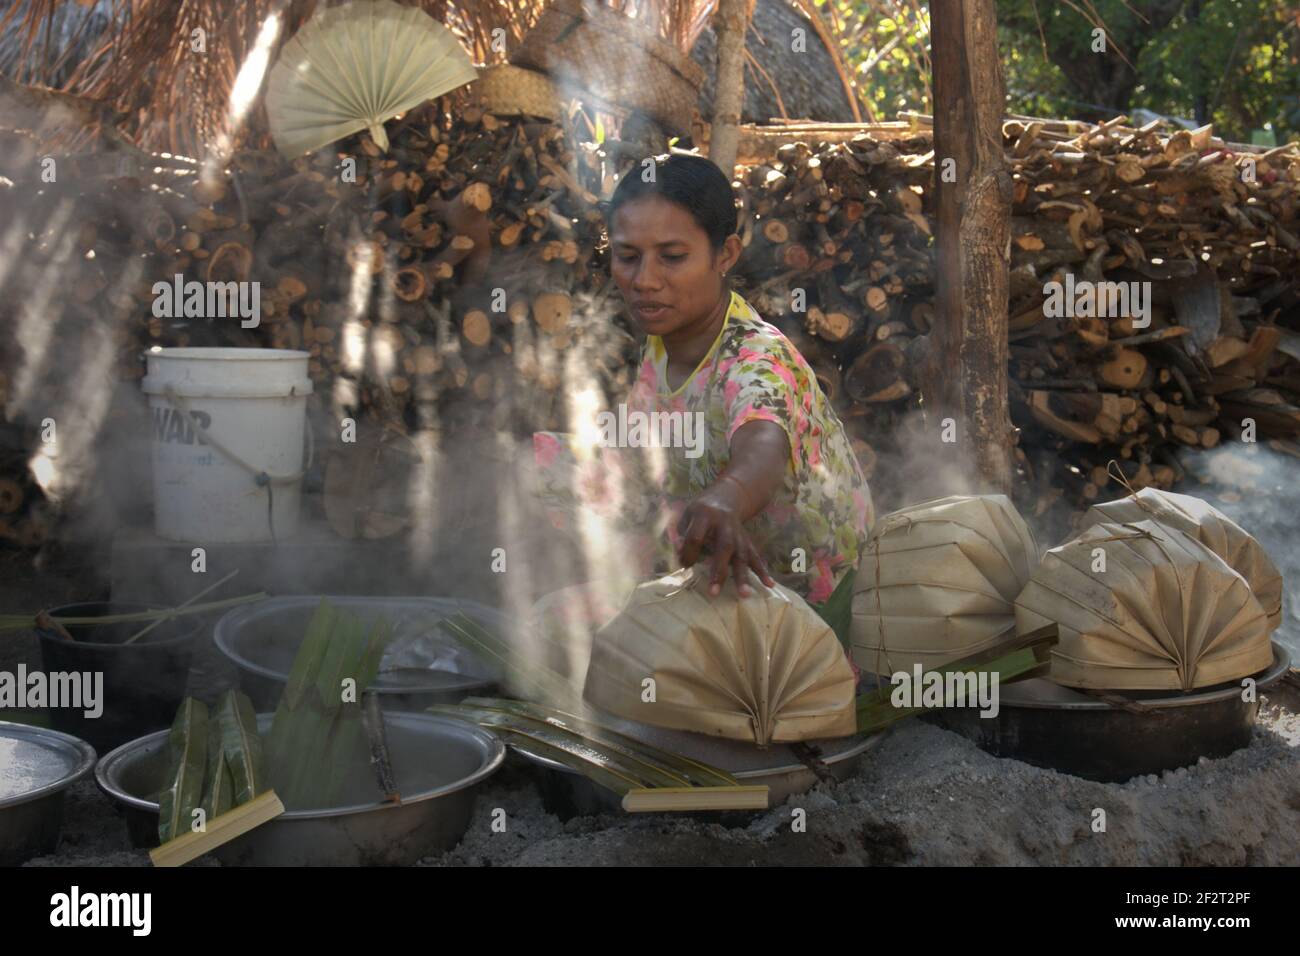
214 689 264 804
279 598 337 715
265 600 393 808
809 566 856 651
314 615 391 806
201 720 235 823
158 698 208 844
265 600 341 804
459 697 739 788
856 624 1058 733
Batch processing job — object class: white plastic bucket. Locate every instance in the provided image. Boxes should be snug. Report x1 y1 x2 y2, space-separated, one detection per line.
141 348 313 543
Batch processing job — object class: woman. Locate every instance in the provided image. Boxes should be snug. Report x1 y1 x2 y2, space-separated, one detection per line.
537 153 873 640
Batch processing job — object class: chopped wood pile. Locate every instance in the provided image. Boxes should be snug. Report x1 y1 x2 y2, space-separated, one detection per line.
727 115 1300 522
2 105 1299 547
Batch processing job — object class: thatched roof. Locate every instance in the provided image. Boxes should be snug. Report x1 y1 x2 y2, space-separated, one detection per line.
0 0 859 153
691 0 854 124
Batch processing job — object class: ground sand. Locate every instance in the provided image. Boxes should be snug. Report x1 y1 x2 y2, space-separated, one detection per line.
28 697 1300 867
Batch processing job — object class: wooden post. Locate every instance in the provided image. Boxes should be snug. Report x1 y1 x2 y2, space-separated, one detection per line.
923 0 1014 492
708 0 753 178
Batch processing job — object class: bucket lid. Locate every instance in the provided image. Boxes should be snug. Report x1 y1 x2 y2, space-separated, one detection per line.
141 347 313 399
0 722 96 808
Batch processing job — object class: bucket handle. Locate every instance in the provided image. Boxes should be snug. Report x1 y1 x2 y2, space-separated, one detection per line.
163 384 315 486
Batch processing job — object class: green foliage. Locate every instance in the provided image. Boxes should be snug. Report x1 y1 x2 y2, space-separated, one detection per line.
997 0 1298 141
817 0 1298 142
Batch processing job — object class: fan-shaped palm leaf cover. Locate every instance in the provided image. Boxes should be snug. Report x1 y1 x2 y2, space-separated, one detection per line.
583 567 858 746
1080 487 1283 631
1015 520 1271 691
265 0 477 157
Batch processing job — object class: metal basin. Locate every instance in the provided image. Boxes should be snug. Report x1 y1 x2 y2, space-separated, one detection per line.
214 596 505 711
95 712 504 865
924 641 1291 782
510 707 885 817
0 721 96 865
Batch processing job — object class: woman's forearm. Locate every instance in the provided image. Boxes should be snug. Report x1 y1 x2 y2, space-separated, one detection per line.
715 420 791 520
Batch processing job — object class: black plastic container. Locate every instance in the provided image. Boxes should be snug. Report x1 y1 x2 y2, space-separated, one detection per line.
35 602 201 752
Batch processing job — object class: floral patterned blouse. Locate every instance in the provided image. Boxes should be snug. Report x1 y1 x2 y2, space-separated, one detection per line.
535 291 874 602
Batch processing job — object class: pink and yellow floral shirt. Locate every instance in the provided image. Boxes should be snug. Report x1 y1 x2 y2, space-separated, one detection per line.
536 291 874 601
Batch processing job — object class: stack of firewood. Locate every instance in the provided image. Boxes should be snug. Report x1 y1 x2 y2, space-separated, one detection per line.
134 104 637 437
2 104 1299 547
726 115 1300 517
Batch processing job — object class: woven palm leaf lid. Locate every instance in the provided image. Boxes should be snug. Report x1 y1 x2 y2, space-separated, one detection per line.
1081 486 1284 631
583 566 857 746
1015 519 1272 691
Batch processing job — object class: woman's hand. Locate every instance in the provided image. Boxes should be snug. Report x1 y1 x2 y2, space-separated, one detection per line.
676 481 774 597
675 419 790 597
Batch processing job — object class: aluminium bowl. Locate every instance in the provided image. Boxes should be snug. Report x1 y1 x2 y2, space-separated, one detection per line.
95 711 504 865
0 721 97 865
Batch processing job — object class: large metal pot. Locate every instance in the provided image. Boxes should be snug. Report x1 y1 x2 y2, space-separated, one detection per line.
0 721 96 865
35 601 201 752
924 641 1291 783
95 712 504 865
214 596 504 712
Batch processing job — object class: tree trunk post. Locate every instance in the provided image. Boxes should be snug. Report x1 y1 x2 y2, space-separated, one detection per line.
925 0 1014 493
709 0 752 178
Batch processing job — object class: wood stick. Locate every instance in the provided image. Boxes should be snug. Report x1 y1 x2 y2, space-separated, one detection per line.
149 790 286 867
125 569 241 645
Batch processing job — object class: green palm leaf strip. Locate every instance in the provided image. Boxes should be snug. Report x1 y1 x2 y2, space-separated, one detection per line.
201 720 235 822
435 612 579 707
158 698 208 844
429 705 650 795
486 726 644 796
856 624 1058 733
214 689 264 805
1 594 267 633
432 702 690 789
459 697 738 788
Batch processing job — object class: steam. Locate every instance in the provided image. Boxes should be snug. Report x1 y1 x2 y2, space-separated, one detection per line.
1181 443 1300 656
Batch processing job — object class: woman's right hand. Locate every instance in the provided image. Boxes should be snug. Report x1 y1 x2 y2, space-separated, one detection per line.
676 481 775 597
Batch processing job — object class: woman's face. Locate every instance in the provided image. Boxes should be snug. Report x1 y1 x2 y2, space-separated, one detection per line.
609 195 740 337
